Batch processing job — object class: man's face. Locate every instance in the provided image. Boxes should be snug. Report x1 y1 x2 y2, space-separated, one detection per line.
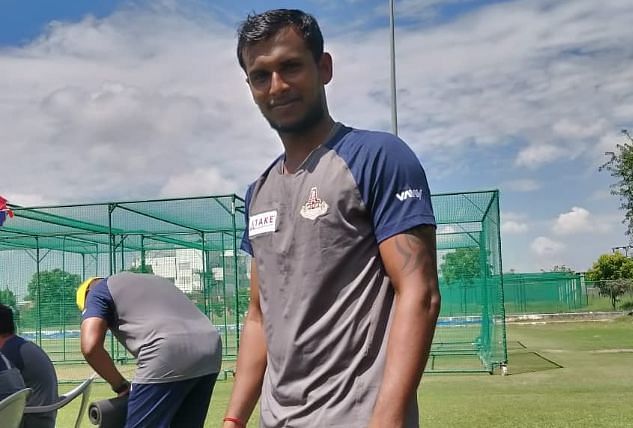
241 27 332 134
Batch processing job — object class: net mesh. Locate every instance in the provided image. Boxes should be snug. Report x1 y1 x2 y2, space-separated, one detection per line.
0 195 247 379
1 191 508 376
434 190 507 372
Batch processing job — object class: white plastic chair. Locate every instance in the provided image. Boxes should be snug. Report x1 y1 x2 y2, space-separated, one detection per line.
24 374 96 428
0 388 31 428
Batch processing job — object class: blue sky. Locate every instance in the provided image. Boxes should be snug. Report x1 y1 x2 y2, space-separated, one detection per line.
0 0 631 272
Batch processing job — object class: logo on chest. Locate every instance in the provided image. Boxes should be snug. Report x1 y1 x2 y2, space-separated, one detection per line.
249 210 278 237
300 187 328 220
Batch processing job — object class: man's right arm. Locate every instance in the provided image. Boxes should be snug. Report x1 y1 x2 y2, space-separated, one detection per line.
223 259 268 427
80 317 129 396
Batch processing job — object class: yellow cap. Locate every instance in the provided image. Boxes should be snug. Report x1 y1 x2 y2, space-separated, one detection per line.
76 277 102 311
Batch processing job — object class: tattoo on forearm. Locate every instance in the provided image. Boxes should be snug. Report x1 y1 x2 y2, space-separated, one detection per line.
393 227 434 276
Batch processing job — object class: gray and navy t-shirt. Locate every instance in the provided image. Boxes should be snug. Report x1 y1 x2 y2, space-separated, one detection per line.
82 272 222 384
1 335 58 428
242 124 435 428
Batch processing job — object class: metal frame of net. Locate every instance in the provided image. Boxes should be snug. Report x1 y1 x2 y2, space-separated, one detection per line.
0 190 508 376
432 190 508 373
503 272 586 314
0 195 247 376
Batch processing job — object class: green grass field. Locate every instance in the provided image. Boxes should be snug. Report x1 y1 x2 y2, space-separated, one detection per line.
56 317 633 427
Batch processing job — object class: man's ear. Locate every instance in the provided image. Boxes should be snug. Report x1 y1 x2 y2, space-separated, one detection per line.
319 52 333 85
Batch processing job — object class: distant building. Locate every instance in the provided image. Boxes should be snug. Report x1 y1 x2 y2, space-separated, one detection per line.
131 248 250 294
131 249 202 293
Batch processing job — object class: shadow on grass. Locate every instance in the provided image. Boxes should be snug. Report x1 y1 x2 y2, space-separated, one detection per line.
506 341 564 375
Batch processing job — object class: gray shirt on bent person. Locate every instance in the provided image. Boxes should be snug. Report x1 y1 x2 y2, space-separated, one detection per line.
82 272 222 384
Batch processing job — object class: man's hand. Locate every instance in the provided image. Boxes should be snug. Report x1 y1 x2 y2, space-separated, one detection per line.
112 379 131 397
81 317 128 394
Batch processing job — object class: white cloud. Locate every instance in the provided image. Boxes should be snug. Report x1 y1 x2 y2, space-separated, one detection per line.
160 168 238 197
1 0 632 272
382 0 633 172
2 0 632 203
515 145 567 169
501 211 529 234
552 206 610 235
552 118 607 139
531 236 565 257
614 103 633 120
0 193 55 207
502 220 528 235
553 207 591 235
0 5 280 203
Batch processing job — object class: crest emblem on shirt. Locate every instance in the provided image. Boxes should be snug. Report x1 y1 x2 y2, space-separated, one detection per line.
300 187 328 220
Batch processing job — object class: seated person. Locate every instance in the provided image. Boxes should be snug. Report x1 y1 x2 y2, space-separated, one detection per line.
0 304 58 428
0 350 25 400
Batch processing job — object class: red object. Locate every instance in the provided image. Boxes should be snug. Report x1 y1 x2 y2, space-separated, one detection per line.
223 416 246 427
0 195 13 226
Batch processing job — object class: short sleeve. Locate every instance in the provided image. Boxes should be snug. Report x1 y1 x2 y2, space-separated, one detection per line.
334 130 435 243
82 279 115 326
240 184 254 256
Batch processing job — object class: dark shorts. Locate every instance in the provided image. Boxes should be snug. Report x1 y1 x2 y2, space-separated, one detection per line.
125 373 218 428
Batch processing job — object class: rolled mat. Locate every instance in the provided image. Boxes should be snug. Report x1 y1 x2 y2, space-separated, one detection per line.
88 396 128 427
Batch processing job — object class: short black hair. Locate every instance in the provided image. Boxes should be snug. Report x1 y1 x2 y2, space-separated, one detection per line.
237 9 324 70
0 304 15 335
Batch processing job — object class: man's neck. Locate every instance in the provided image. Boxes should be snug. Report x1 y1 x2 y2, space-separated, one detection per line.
279 116 336 174
0 334 14 348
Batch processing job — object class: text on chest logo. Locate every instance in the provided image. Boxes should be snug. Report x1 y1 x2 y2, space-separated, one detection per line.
249 210 278 236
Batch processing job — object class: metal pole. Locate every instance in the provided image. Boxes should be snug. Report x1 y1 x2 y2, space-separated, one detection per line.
36 237 41 346
221 235 229 355
201 232 209 317
389 0 398 136
231 197 240 349
108 204 115 275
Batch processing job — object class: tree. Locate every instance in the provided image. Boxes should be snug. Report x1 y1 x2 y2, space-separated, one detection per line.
24 269 82 327
127 264 154 274
600 130 633 242
440 247 482 285
586 253 633 310
0 288 16 309
0 288 18 317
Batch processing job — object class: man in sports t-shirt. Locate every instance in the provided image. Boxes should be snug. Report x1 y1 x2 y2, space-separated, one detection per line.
223 9 441 428
0 304 59 428
77 272 222 428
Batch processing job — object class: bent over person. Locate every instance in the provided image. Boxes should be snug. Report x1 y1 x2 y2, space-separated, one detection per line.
0 304 59 428
223 9 441 428
77 272 222 428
